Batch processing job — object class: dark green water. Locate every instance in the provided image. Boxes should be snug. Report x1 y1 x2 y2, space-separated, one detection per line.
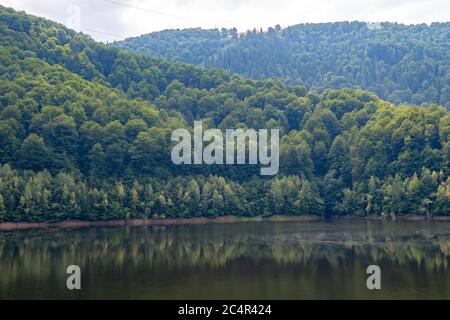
1 219 450 299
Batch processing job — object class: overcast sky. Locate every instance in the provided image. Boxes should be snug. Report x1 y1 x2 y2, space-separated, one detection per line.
1 0 449 42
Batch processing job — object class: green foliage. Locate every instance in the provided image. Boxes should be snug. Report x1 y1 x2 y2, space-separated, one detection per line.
114 22 450 110
0 5 448 221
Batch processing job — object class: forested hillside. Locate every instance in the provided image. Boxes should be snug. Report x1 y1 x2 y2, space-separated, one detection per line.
114 23 450 109
0 5 449 222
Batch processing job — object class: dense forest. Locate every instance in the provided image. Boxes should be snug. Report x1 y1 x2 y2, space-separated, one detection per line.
113 23 450 109
0 5 449 222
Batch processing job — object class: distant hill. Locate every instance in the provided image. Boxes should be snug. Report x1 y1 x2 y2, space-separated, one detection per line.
113 22 450 109
0 5 449 222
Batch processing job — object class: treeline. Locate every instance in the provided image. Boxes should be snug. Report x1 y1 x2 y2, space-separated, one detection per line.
114 22 450 109
113 28 236 65
0 6 231 101
0 5 449 221
0 164 449 222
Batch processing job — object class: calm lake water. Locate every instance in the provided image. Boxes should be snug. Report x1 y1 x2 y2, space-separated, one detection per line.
1 219 450 299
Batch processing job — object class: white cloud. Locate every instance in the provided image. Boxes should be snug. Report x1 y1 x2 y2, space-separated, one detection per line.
0 0 448 42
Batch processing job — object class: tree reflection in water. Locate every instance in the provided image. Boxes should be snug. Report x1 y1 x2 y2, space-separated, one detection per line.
1 220 450 299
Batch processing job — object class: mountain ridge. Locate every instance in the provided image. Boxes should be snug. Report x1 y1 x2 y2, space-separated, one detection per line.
113 21 450 109
0 5 449 222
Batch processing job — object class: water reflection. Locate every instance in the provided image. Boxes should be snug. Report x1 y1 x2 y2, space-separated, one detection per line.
1 220 450 299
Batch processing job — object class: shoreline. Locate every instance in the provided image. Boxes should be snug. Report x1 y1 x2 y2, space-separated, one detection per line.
0 215 320 231
0 214 449 231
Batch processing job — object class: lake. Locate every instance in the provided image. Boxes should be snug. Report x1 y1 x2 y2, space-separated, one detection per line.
1 219 450 299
